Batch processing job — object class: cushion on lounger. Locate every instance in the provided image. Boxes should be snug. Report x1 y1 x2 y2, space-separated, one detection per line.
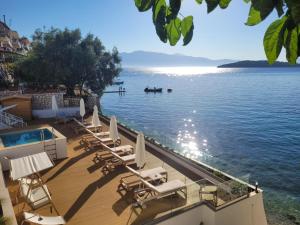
99 137 113 143
111 145 133 152
120 154 136 162
111 152 135 162
95 131 110 137
142 179 185 194
139 167 166 179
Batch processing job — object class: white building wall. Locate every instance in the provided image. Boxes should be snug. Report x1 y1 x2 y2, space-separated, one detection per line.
215 192 268 225
158 193 267 225
0 164 18 225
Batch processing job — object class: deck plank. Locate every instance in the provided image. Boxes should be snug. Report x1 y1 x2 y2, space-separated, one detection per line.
7 120 199 225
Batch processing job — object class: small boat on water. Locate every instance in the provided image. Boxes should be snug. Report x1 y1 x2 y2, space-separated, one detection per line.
144 87 162 93
167 88 173 93
112 79 124 85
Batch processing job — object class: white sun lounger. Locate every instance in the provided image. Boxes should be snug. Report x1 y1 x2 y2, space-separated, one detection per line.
94 131 110 137
135 178 187 206
73 118 102 134
20 180 51 209
81 135 121 150
103 151 136 172
22 212 66 225
126 166 167 180
119 166 168 191
95 144 134 161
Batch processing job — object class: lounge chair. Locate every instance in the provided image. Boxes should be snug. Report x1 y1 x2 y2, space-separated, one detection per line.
20 179 52 209
103 151 136 172
69 122 88 135
85 124 102 133
81 135 121 150
80 131 110 143
73 118 102 133
119 166 168 191
134 178 187 206
94 144 134 162
21 212 66 225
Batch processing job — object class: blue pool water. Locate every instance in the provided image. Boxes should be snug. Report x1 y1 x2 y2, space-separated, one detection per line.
101 67 300 225
0 129 54 147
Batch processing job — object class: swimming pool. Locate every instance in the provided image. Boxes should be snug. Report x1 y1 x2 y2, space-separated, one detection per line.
0 129 54 147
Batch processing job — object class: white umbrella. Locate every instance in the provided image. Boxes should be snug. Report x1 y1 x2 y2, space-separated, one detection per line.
109 116 119 144
51 95 58 117
80 98 85 123
92 105 101 128
135 132 146 169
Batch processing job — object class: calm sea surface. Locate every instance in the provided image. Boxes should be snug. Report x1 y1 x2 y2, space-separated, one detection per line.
101 67 300 225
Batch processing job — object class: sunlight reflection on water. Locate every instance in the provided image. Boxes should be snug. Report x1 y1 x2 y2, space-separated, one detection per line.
128 66 234 76
175 117 212 161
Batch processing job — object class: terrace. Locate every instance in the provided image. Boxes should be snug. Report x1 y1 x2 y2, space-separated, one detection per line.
3 116 261 225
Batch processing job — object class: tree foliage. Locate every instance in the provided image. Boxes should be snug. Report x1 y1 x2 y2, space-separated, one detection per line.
14 28 121 95
134 0 300 64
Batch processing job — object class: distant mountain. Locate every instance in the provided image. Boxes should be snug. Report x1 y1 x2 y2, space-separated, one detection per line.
120 51 235 67
218 60 300 68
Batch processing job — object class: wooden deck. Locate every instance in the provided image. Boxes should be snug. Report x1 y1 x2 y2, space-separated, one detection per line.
6 119 202 225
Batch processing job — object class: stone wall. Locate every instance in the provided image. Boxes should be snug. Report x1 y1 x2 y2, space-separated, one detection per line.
86 95 100 112
64 97 81 107
31 92 64 109
0 90 22 97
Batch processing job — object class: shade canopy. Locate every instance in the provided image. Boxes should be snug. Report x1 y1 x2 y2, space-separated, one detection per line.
109 116 119 142
92 105 101 127
80 98 85 118
10 152 54 181
51 95 58 112
135 132 146 168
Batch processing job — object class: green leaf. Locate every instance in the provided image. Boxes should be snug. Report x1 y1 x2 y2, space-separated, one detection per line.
285 27 298 64
246 6 260 26
181 16 194 45
205 0 220 13
135 0 154 12
169 0 181 18
219 0 231 9
195 0 203 4
155 23 168 42
152 0 167 42
166 17 181 46
286 1 300 24
246 0 275 26
264 16 287 64
243 0 250 3
152 0 166 24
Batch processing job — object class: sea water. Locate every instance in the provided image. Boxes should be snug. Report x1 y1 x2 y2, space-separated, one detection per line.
101 67 300 225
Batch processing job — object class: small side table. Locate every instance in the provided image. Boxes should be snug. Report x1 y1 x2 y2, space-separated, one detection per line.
199 185 218 206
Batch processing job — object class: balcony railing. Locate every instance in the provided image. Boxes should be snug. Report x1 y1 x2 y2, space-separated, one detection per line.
0 111 27 128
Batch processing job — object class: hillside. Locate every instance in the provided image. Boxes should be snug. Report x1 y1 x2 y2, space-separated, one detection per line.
218 60 300 68
120 51 235 67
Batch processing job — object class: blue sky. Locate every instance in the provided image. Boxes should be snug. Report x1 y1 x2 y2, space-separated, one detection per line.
2 0 285 60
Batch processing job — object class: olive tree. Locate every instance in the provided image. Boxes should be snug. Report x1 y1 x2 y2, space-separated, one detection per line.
15 28 121 95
